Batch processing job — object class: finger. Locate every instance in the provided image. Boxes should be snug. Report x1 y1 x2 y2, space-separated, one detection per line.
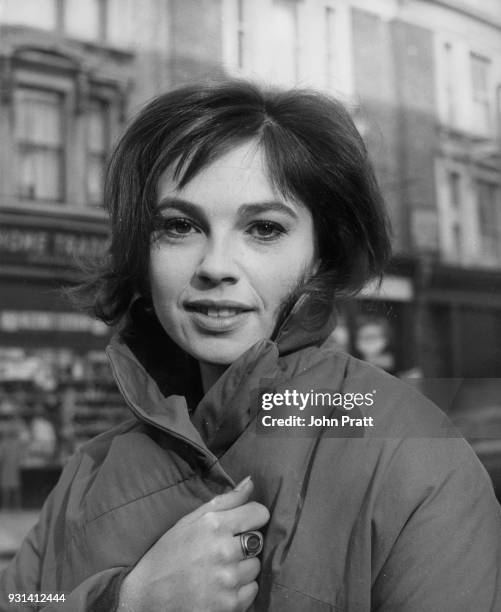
183 476 254 523
220 501 270 534
212 530 265 565
236 581 259 611
234 557 261 586
210 476 254 511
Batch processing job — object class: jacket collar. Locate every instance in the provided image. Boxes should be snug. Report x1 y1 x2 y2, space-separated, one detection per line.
273 293 337 355
106 296 336 460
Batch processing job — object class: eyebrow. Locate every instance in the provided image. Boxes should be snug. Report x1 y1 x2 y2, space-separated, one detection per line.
157 197 299 220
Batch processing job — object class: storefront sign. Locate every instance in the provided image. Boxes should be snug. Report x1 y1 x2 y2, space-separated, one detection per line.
361 275 414 302
0 225 108 267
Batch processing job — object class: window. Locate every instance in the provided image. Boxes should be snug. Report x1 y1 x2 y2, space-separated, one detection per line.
440 169 466 263
64 0 104 41
86 99 109 206
452 222 462 260
447 171 462 260
1 0 57 30
471 53 490 133
1 0 109 41
325 7 336 89
443 42 455 126
237 0 247 69
271 0 299 84
477 180 501 264
106 0 134 47
448 171 461 208
497 85 501 141
15 88 65 202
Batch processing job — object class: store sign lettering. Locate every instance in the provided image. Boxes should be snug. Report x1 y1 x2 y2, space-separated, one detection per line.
0 226 107 266
0 228 49 256
52 233 107 259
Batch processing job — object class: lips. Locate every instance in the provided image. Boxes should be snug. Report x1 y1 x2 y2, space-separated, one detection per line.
184 300 254 318
184 300 254 332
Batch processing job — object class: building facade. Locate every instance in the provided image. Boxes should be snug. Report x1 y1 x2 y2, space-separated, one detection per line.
220 0 501 496
222 0 501 379
0 0 224 499
0 0 500 499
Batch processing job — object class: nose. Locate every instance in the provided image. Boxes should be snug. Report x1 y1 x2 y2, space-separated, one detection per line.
194 237 239 285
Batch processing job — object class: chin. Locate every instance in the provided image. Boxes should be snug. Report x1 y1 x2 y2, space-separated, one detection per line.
185 336 260 366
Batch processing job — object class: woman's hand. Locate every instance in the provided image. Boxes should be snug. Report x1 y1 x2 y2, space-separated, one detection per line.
117 476 269 612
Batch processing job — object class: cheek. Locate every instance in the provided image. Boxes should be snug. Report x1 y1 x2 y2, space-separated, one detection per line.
149 248 190 303
257 245 315 309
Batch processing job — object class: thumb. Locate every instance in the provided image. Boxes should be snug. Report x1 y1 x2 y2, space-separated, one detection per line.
193 476 254 518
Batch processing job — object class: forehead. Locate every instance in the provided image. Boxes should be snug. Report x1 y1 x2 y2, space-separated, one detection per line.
157 140 281 204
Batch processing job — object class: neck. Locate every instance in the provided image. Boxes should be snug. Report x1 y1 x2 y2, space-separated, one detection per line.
199 361 229 394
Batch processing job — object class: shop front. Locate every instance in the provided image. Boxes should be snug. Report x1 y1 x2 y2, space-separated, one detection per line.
417 264 501 498
328 260 501 500
0 209 124 508
329 269 419 378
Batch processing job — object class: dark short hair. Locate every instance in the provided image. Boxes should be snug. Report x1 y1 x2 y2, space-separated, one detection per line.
77 79 391 326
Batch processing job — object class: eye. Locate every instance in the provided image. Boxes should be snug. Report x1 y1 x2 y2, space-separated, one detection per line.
248 221 286 241
157 217 199 238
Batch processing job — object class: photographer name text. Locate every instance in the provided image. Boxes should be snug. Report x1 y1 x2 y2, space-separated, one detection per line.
261 414 374 428
259 389 376 429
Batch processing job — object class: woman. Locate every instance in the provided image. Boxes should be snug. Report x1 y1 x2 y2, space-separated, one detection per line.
1 80 500 611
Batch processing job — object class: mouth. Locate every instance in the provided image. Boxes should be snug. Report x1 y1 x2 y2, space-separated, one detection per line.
184 300 254 331
184 300 254 318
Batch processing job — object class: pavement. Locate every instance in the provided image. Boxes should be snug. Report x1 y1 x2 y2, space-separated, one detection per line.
0 510 39 571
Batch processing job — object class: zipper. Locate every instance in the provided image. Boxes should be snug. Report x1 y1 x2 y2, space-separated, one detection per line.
107 348 224 471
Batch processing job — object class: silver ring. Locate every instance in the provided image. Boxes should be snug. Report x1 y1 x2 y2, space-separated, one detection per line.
240 531 263 559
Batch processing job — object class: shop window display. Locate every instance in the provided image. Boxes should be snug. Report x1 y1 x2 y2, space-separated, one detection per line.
326 300 420 379
325 303 501 501
0 347 125 507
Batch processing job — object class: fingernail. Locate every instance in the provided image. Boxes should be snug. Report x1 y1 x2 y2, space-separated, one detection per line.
234 475 252 491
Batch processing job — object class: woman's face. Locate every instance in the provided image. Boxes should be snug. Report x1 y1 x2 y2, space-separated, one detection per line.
149 140 317 366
